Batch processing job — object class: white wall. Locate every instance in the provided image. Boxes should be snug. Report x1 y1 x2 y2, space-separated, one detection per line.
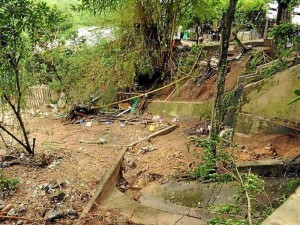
267 1 300 25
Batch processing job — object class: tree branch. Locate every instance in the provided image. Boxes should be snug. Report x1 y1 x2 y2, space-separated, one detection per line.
0 123 28 150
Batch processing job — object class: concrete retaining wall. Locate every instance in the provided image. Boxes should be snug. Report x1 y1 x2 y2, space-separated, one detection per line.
236 64 300 134
148 100 213 120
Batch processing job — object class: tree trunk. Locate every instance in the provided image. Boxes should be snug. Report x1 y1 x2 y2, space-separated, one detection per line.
232 31 247 54
210 0 239 154
3 94 34 155
276 0 291 25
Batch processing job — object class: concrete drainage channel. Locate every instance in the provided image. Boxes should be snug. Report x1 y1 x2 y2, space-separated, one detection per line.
79 124 207 225
79 124 300 225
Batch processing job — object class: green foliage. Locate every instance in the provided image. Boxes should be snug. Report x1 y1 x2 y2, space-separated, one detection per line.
289 89 300 104
76 0 123 13
177 45 206 75
192 138 218 180
208 217 245 225
237 171 265 199
244 51 264 75
190 137 233 182
0 170 19 192
269 23 300 59
235 0 268 36
261 60 288 78
221 90 235 121
40 26 153 105
285 178 300 192
209 203 242 214
0 0 64 99
188 135 273 224
44 0 122 30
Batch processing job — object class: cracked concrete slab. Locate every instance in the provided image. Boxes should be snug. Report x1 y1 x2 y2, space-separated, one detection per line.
98 187 207 225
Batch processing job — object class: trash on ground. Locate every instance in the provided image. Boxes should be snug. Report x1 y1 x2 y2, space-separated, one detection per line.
137 145 156 155
99 138 106 145
86 121 93 127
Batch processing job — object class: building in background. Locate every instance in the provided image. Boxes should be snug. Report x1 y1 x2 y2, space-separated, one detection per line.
267 1 300 24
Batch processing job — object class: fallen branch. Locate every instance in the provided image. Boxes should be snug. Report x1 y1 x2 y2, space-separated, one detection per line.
0 215 32 222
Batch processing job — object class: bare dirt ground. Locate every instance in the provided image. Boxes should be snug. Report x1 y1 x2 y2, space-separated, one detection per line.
0 113 300 224
0 114 151 224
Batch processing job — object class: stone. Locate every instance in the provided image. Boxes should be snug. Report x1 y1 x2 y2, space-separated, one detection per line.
127 159 135 168
138 145 156 154
66 209 78 219
7 208 17 216
0 201 5 210
50 191 66 202
57 92 67 109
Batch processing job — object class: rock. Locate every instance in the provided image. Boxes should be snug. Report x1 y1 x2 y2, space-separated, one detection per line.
50 191 66 202
48 159 62 169
37 207 48 217
0 201 5 210
104 212 114 224
138 145 156 155
66 209 78 219
120 122 126 127
7 208 17 216
46 210 65 222
18 204 26 213
196 127 204 134
123 173 135 186
126 158 135 168
57 92 67 109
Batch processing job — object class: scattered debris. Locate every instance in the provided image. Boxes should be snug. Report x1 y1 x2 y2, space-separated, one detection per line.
47 158 63 169
0 201 5 210
149 124 158 132
265 143 277 156
45 209 78 223
137 145 156 155
116 107 132 117
98 138 106 145
118 102 131 110
152 115 162 123
86 121 93 127
50 191 66 203
172 117 179 123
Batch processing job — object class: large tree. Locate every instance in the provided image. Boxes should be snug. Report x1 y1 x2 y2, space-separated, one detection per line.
78 0 203 74
0 0 63 155
276 0 300 24
276 0 292 24
210 0 239 154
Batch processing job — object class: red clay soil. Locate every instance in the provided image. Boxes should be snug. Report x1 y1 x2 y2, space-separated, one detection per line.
155 53 251 102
